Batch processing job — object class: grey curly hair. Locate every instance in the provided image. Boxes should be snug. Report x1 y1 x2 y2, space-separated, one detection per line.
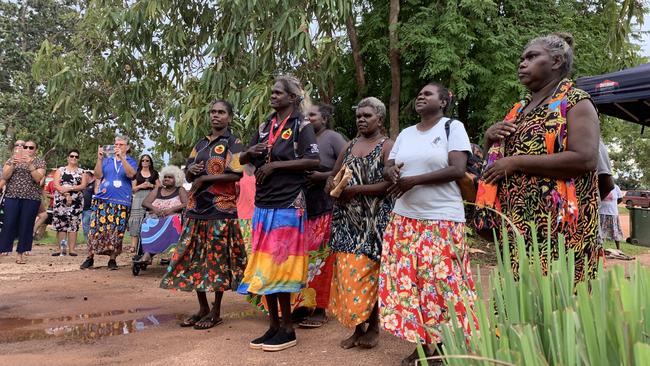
526 32 574 79
357 97 387 121
160 165 184 188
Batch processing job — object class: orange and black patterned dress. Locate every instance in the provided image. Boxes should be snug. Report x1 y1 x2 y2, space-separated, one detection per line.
475 79 602 281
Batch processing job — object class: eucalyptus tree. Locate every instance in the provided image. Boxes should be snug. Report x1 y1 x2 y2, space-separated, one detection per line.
34 0 352 160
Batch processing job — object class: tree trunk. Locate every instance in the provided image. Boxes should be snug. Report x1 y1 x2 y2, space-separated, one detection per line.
345 14 366 97
388 0 401 139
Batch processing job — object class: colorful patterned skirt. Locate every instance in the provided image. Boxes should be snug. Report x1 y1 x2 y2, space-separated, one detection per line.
294 212 334 309
599 214 624 242
160 218 246 292
379 214 478 344
329 252 380 328
140 214 182 254
238 218 253 254
87 199 129 256
237 207 307 295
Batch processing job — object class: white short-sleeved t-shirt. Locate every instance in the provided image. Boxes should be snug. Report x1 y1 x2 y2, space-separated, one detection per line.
389 118 471 222
599 185 622 216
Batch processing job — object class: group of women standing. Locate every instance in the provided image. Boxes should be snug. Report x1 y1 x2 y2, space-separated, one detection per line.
0 31 603 366
158 32 603 366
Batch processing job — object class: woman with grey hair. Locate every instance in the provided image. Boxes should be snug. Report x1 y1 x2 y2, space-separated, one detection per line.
476 32 602 282
326 97 394 350
81 135 137 270
136 165 188 265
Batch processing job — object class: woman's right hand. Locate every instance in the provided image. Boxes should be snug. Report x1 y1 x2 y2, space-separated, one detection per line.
385 162 403 183
246 143 268 157
188 161 205 176
97 146 104 160
485 121 517 144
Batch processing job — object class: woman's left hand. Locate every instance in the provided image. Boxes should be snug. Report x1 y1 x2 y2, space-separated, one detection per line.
482 156 520 184
255 162 276 185
387 176 417 198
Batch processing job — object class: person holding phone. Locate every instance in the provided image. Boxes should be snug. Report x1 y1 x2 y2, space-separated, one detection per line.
80 135 137 270
1 140 46 264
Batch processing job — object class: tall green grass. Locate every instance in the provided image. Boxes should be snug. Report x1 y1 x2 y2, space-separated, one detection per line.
418 227 650 366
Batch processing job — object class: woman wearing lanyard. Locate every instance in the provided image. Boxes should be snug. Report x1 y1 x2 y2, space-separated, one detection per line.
80 136 137 270
237 75 320 352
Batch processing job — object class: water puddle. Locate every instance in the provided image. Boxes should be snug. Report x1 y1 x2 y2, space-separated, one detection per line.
0 313 181 344
0 307 160 331
0 307 258 344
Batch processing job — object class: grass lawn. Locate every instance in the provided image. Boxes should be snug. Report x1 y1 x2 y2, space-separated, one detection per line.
618 205 629 215
603 239 649 256
34 228 132 247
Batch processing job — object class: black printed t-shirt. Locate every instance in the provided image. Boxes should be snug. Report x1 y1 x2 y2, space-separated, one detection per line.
185 131 243 220
249 113 319 209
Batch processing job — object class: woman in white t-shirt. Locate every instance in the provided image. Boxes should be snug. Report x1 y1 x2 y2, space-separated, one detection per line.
378 83 478 366
599 184 624 248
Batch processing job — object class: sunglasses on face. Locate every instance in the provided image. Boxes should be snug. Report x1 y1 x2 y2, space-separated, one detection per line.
142 159 151 162
69 155 79 159
23 146 36 150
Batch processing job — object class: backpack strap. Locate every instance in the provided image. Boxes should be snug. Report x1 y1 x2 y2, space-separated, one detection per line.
444 118 452 139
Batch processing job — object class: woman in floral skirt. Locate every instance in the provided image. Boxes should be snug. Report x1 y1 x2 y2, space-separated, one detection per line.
160 99 247 330
380 83 478 366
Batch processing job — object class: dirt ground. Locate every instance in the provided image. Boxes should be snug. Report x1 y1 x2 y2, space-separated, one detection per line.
0 235 647 366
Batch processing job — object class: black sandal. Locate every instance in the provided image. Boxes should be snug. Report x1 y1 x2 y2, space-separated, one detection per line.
180 314 204 327
193 314 223 330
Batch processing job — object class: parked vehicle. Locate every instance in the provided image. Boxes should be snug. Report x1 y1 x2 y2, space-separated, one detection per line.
624 190 650 208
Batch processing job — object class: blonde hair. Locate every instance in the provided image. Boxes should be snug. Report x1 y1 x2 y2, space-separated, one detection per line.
160 165 184 188
275 74 312 114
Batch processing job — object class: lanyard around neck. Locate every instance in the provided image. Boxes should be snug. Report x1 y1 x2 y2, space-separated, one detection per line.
113 157 122 175
267 114 291 148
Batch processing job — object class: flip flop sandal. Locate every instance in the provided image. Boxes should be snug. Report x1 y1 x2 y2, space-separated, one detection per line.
193 315 223 330
69 252 78 257
179 314 204 327
299 315 328 328
15 260 26 265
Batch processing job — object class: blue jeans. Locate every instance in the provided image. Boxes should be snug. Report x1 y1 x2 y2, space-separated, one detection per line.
82 210 92 240
0 198 41 253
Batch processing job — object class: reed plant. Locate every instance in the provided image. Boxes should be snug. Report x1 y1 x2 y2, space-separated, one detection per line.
418 225 650 366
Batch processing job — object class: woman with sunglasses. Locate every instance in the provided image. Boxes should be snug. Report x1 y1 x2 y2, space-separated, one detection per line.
51 149 88 256
1 140 46 264
128 154 160 253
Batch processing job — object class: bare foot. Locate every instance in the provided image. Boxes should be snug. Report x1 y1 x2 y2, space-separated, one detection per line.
357 326 379 349
340 324 365 349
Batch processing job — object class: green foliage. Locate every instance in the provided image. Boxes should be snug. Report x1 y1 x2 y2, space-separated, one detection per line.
434 227 650 366
25 0 649 181
33 0 351 159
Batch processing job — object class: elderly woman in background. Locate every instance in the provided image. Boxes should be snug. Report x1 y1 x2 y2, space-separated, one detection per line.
51 149 88 256
0 140 46 264
81 136 137 270
291 103 347 328
328 97 394 350
129 154 159 253
136 165 188 265
476 33 601 281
